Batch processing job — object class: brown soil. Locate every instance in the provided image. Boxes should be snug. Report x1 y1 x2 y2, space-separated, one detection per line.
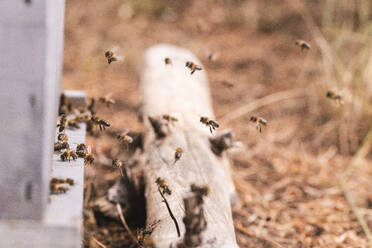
62 1 372 247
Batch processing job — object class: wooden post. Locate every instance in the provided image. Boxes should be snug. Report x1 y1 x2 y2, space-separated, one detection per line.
140 44 238 247
0 0 65 220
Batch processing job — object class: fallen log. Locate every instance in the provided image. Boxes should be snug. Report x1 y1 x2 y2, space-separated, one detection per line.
139 44 238 247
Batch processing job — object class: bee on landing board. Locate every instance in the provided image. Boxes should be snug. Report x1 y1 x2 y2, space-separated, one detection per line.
54 141 69 152
57 114 67 133
50 177 74 186
326 91 344 106
60 149 78 162
57 133 68 142
200 116 219 134
295 39 311 51
250 116 267 133
185 61 202 74
99 93 115 107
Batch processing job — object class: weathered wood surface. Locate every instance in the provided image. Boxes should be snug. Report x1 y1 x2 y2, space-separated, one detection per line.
0 0 65 220
0 91 86 248
140 44 238 247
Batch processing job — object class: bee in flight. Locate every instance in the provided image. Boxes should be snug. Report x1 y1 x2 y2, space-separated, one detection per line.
91 116 110 131
105 46 124 64
326 91 344 106
162 114 178 123
200 116 219 134
250 116 267 133
112 159 126 177
87 97 96 116
206 51 219 62
99 93 115 107
191 184 210 197
174 147 183 164
156 177 171 195
295 39 311 51
185 61 202 74
60 149 78 162
75 144 94 165
220 80 235 88
164 57 172 65
76 143 87 158
117 129 133 150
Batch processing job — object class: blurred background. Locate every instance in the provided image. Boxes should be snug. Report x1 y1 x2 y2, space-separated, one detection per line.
63 0 372 247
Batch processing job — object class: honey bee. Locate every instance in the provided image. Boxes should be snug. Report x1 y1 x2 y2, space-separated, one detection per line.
105 46 123 64
162 114 178 123
60 149 78 162
50 183 68 195
54 141 69 152
68 118 80 129
295 39 311 51
207 52 219 62
250 116 267 133
112 159 123 168
99 93 115 107
50 177 74 186
91 116 110 131
200 116 219 134
326 91 344 106
58 93 71 115
174 148 183 164
87 97 96 116
191 184 210 197
57 133 68 142
156 177 171 195
77 145 94 165
84 152 94 165
220 80 235 88
57 114 67 132
117 130 133 149
76 143 87 157
185 61 202 74
164 57 172 65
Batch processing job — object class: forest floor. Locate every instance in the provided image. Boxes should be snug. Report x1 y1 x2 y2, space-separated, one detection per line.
62 1 372 247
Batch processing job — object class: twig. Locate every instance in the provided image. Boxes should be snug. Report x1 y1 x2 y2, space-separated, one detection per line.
339 180 372 248
92 237 106 248
338 125 372 248
116 203 138 244
234 224 285 248
158 187 181 237
220 88 305 124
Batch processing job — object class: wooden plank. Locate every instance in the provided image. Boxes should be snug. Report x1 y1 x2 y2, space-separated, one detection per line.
139 44 238 247
0 91 86 248
0 0 65 220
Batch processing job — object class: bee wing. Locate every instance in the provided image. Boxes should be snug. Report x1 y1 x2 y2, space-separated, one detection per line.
110 45 120 52
87 146 92 153
115 56 124 62
105 93 113 98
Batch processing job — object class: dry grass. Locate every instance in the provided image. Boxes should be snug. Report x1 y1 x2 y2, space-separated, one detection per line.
62 0 372 247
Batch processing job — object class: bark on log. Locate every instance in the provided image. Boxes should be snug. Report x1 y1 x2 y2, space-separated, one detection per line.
139 44 238 248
